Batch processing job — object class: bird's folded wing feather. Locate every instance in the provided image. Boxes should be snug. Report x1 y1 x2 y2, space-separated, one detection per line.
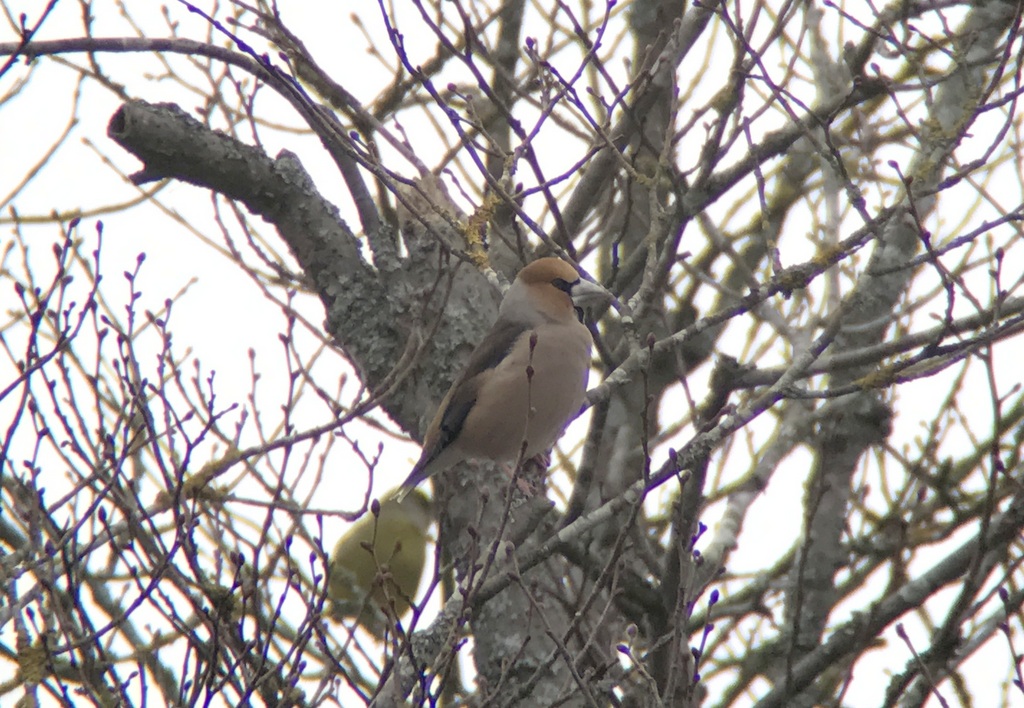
418 318 530 471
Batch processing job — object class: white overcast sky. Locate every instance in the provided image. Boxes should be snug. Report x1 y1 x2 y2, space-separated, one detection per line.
3 2 1022 706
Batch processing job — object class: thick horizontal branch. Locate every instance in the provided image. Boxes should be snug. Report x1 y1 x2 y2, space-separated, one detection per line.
1 36 381 236
106 99 418 428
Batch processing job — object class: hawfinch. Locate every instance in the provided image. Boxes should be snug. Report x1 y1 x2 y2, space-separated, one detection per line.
397 258 606 499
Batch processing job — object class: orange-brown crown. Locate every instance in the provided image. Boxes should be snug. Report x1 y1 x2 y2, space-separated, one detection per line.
515 257 581 287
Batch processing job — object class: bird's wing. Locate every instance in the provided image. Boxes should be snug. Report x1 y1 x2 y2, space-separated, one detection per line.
428 317 524 456
417 318 529 472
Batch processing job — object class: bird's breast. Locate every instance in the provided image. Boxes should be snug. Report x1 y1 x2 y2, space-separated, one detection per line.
460 321 592 461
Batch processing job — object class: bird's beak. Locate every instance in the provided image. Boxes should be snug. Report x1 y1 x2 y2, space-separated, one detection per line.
570 278 610 308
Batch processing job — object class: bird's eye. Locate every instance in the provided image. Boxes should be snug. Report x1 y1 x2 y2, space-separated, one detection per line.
552 277 577 294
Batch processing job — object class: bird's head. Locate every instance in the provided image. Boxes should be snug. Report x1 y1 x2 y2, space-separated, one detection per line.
501 257 608 324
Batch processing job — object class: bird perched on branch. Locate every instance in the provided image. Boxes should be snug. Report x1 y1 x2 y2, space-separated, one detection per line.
327 489 432 632
397 257 607 500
